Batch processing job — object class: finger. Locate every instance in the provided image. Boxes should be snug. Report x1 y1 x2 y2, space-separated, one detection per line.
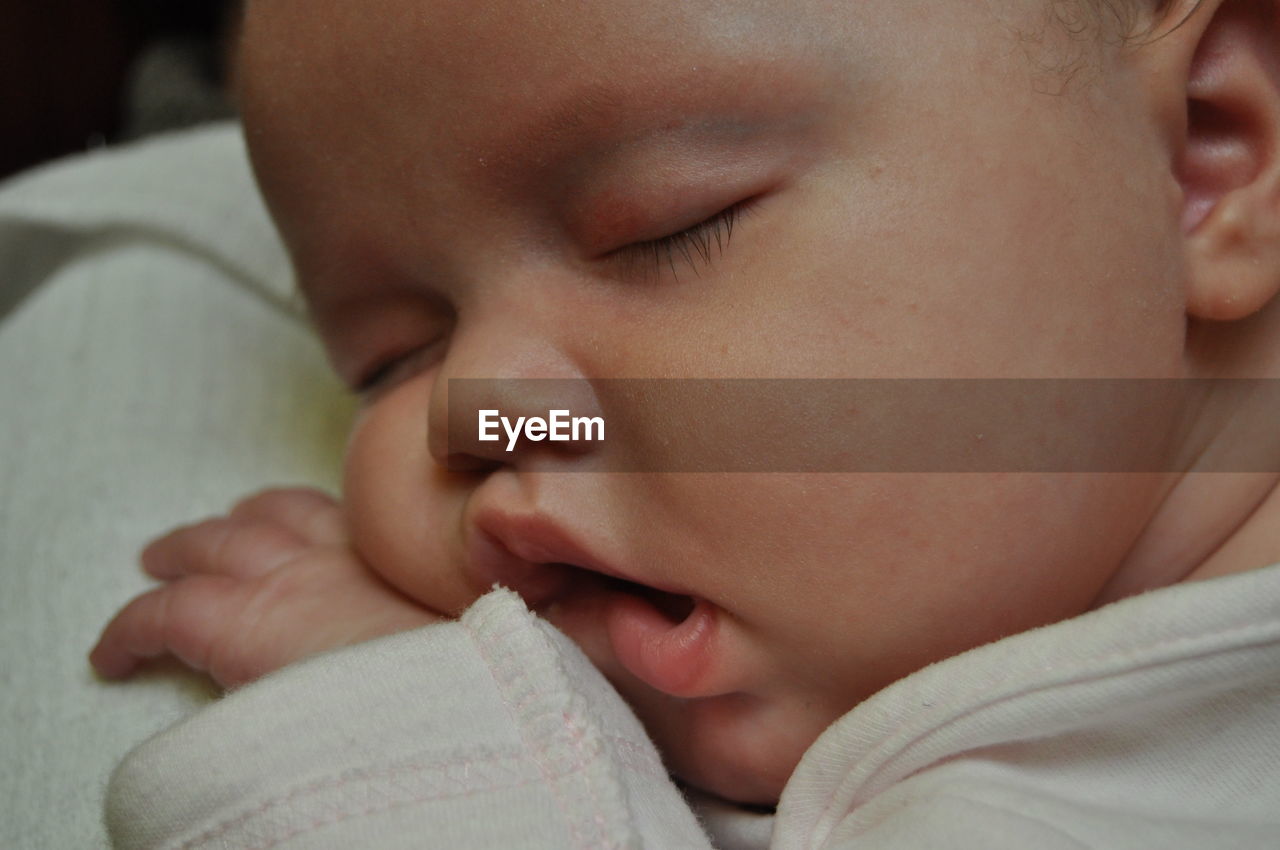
227 487 348 546
141 517 308 581
90 576 240 681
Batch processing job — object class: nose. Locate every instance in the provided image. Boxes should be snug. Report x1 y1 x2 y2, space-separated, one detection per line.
427 321 605 470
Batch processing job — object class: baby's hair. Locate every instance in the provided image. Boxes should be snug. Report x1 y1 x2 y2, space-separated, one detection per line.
1085 0 1204 41
1020 0 1203 93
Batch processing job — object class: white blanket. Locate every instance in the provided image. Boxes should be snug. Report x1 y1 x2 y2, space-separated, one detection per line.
0 124 353 849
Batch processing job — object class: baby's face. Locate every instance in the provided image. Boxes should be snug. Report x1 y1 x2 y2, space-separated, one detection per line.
240 0 1190 802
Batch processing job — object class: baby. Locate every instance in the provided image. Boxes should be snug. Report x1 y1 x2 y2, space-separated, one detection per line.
92 0 1280 845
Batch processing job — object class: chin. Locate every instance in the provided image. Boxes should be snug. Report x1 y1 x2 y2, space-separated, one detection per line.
674 758 790 808
546 601 823 805
641 692 807 807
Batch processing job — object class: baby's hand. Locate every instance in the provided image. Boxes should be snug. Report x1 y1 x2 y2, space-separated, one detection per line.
90 487 442 688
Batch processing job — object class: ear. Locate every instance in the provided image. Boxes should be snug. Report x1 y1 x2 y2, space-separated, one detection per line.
1148 0 1280 320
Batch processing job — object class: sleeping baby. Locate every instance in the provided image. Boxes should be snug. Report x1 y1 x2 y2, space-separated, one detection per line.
92 0 1280 845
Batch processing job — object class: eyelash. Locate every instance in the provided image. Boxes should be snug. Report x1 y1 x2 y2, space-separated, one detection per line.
355 341 439 396
613 202 747 281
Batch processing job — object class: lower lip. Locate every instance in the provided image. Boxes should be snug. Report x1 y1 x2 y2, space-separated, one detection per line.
477 559 711 698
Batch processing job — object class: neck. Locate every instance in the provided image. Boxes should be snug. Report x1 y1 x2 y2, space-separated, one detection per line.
1093 302 1280 607
1094 472 1280 606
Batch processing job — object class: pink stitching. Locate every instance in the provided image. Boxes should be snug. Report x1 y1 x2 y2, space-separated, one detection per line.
466 615 596 849
179 747 530 849
463 600 643 849
560 708 610 845
604 735 668 780
245 760 597 850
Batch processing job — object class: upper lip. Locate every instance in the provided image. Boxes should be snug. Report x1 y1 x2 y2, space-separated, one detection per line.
467 509 685 608
467 509 615 607
476 510 609 574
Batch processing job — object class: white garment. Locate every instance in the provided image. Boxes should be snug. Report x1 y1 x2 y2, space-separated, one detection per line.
107 565 1280 849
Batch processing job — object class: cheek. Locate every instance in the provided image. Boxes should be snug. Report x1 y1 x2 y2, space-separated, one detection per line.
661 472 1161 696
343 380 477 614
759 474 1162 687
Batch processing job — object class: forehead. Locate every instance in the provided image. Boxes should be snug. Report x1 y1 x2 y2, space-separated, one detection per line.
239 0 850 160
241 0 836 89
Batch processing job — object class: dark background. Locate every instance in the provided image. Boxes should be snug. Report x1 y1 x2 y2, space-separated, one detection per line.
0 1 239 181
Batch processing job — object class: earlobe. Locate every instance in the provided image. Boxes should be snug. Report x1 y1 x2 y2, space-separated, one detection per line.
1186 173 1280 320
1167 0 1280 320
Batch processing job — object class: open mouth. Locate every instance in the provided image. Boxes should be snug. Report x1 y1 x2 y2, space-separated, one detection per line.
514 560 718 699
466 516 718 697
542 562 717 699
573 567 697 624
529 560 697 625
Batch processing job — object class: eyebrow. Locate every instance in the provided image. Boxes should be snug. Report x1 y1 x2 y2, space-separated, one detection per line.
518 82 634 154
478 60 829 177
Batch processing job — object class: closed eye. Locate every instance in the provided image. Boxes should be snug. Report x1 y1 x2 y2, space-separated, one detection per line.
355 353 412 395
354 339 444 398
612 201 750 281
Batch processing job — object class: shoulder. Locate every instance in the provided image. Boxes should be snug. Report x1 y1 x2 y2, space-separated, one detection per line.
775 566 1280 849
